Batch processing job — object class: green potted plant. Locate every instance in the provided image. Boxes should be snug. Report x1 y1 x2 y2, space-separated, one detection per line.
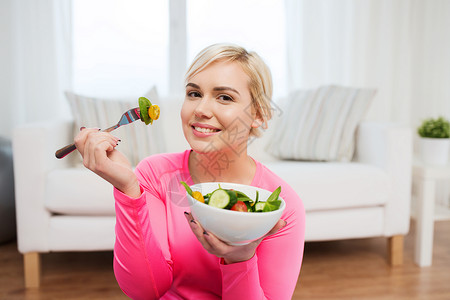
417 116 450 165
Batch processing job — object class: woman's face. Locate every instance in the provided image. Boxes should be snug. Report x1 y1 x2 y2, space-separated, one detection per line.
181 60 261 156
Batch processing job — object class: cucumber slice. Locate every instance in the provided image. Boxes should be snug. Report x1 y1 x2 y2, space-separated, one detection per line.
254 202 266 212
224 190 237 209
209 189 237 209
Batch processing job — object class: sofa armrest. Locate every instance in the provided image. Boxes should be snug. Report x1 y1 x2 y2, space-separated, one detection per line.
354 121 413 236
13 119 76 253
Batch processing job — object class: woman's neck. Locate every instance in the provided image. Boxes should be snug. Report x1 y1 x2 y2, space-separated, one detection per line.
188 149 256 185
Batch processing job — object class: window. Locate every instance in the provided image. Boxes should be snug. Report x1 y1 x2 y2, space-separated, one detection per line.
72 0 287 99
187 0 287 99
73 0 168 98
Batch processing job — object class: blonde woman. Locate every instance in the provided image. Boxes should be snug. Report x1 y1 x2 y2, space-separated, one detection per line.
75 43 305 299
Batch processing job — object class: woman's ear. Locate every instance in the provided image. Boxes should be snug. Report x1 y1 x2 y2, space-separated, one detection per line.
251 114 264 129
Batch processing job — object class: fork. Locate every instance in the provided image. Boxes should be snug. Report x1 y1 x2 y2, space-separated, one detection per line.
55 107 141 159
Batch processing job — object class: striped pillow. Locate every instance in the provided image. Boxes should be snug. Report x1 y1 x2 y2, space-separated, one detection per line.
65 87 166 166
266 85 375 162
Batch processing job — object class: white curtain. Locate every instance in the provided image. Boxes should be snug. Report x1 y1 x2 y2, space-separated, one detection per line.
285 0 450 129
410 0 450 207
0 0 72 139
169 0 187 96
285 0 450 205
410 0 450 129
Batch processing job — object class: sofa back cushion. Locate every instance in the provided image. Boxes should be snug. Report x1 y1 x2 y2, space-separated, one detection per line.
158 96 191 153
66 87 166 166
265 85 375 162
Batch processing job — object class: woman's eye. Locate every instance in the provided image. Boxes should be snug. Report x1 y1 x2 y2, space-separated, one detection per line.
187 91 201 98
218 95 233 102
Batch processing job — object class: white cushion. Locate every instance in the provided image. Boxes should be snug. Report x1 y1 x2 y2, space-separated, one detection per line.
49 215 116 251
305 207 384 241
45 168 115 216
266 85 375 161
159 97 191 153
65 87 166 166
264 161 390 211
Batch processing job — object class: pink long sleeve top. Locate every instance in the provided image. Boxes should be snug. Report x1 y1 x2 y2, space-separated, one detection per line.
113 150 305 300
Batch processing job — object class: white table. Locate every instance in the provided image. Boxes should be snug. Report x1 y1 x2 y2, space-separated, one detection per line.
412 161 450 267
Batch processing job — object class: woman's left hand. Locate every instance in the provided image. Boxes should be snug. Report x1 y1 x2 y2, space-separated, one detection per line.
184 212 287 264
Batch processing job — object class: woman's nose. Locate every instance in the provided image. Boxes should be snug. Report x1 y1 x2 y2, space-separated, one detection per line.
194 98 213 119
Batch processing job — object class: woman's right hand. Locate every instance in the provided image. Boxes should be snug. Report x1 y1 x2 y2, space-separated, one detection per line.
74 128 141 198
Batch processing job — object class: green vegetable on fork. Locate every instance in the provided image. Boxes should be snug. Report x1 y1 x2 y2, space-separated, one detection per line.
139 97 160 125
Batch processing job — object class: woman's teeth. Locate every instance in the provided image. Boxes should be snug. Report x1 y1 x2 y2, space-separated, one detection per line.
194 126 219 133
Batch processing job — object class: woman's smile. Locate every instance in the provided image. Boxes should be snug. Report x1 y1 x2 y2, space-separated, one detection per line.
191 123 222 137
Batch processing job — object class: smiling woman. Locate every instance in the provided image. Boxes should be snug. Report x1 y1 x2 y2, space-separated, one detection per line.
73 43 305 299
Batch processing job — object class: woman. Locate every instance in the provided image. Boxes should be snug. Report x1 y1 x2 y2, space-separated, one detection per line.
75 43 305 299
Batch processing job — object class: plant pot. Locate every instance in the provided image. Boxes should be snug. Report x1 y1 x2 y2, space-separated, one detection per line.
419 137 450 165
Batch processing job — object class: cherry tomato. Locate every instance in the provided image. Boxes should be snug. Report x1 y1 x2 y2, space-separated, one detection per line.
231 201 248 212
148 105 160 120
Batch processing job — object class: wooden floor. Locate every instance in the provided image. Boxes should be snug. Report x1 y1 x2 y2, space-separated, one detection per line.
1 220 449 300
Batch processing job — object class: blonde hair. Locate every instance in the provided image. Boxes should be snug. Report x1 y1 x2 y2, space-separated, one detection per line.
185 43 273 137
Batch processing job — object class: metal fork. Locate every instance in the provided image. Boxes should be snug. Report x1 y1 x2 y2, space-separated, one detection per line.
55 107 141 159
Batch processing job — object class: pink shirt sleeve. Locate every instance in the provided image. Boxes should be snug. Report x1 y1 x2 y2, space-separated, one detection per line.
113 186 173 299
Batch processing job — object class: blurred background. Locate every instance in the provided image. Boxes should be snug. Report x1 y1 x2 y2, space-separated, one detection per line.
1 0 449 140
0 1 449 296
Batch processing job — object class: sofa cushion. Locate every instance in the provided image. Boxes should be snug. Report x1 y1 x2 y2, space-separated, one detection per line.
45 161 389 216
159 98 191 153
45 168 115 216
264 161 390 212
266 85 375 162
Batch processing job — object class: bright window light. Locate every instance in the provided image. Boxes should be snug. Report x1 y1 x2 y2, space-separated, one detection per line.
72 0 287 99
187 0 287 99
73 0 168 98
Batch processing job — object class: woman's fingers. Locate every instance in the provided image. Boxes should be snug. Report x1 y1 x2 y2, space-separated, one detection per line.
91 138 116 172
183 213 287 264
184 212 215 251
201 230 230 256
74 128 120 170
87 137 119 170
81 129 98 168
73 127 138 196
183 212 244 258
184 212 205 238
74 127 97 155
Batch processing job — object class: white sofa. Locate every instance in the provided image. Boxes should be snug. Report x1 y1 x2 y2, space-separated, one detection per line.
13 97 412 288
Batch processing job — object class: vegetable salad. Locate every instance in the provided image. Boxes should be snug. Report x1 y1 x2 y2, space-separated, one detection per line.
181 182 282 213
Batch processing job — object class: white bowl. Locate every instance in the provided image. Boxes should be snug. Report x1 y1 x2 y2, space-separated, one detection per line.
186 182 285 246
